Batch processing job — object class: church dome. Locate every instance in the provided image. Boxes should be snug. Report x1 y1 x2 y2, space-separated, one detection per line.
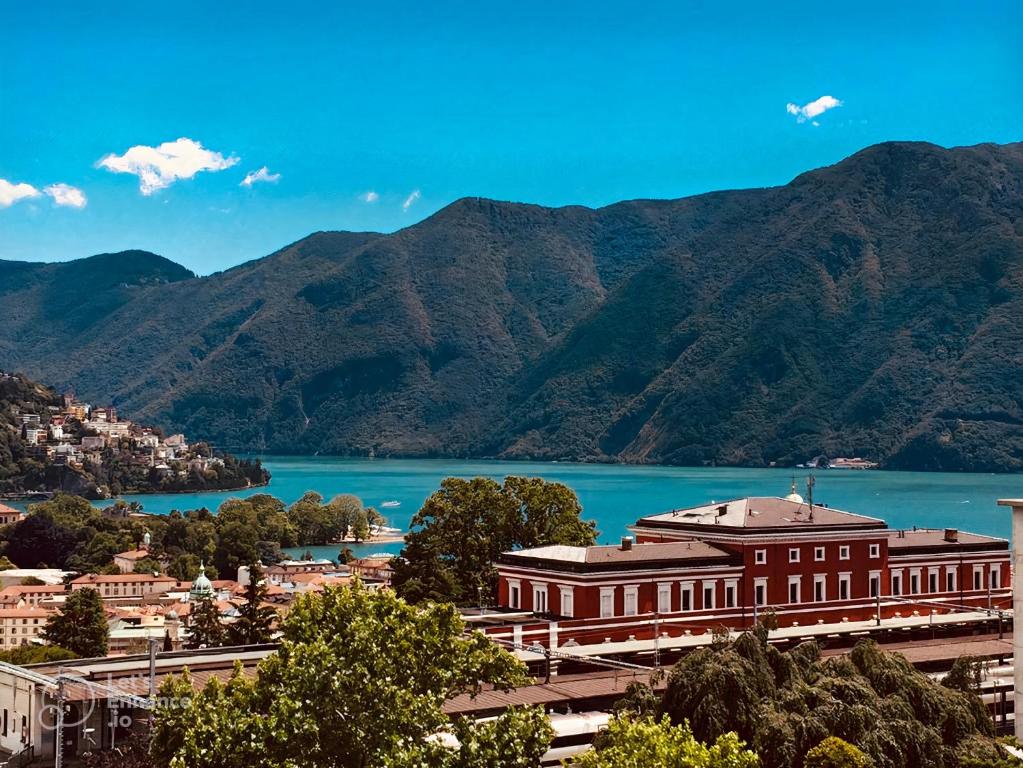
784 480 804 504
190 563 214 599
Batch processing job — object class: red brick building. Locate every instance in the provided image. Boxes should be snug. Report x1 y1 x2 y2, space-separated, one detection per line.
495 495 1010 632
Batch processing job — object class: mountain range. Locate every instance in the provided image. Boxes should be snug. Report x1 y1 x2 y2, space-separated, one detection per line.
3 140 1023 472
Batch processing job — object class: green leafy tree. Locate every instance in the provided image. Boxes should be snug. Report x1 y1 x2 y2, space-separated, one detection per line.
804 737 873 768
187 596 226 650
392 476 596 605
350 507 370 542
151 583 550 768
0 644 77 664
660 633 996 768
167 553 209 581
325 494 364 541
42 587 108 658
288 491 329 546
573 714 758 768
133 557 163 574
225 562 276 646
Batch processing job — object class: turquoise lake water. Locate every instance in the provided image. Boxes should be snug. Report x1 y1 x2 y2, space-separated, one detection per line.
65 456 1023 561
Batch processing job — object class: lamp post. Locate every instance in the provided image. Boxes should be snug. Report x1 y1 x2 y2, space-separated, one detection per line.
996 499 1023 740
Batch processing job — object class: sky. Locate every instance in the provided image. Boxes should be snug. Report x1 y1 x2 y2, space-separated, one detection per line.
1 1 1021 275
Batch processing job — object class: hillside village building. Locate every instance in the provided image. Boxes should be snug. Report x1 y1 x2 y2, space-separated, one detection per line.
496 492 1010 638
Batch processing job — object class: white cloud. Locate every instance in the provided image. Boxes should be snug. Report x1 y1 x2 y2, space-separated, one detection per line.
402 189 421 212
786 95 842 124
44 183 87 208
240 166 281 187
360 190 379 203
97 137 239 195
0 179 41 208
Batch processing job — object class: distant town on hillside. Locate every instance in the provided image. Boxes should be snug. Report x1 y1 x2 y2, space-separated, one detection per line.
0 371 268 499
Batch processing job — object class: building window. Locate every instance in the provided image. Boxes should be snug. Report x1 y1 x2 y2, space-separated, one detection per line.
680 582 694 612
623 586 639 616
869 571 881 598
702 582 716 610
990 568 1001 590
839 545 850 560
560 586 574 617
754 549 767 565
788 576 801 604
788 548 800 563
838 573 851 601
724 580 738 609
928 570 939 594
891 571 903 596
754 578 768 607
869 543 880 558
909 570 921 595
814 546 825 561
946 569 956 593
813 574 826 602
508 580 521 610
973 566 983 591
657 583 672 614
600 587 615 618
532 584 548 614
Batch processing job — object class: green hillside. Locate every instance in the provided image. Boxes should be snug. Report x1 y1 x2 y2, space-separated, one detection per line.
3 141 1023 471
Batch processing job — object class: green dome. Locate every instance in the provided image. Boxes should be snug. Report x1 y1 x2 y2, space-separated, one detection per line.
190 563 214 599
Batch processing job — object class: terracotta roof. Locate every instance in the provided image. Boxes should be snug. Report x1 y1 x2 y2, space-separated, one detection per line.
71 573 177 585
887 528 1008 552
0 503 22 515
635 497 887 534
500 541 741 573
0 585 65 596
444 669 666 716
0 608 51 619
114 549 152 560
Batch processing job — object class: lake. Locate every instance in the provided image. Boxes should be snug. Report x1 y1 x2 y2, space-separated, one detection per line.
72 457 1023 561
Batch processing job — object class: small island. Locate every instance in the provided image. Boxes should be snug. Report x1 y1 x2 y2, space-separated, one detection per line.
0 371 268 499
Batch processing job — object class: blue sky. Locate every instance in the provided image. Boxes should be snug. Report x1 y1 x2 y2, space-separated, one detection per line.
1 1 1020 274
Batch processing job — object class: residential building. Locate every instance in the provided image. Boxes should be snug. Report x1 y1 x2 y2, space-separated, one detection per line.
113 549 154 574
0 504 24 527
70 573 178 600
0 608 49 649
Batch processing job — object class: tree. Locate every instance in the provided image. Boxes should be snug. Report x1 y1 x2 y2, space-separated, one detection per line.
43 587 108 657
225 562 276 646
151 583 550 768
502 475 596 549
660 633 997 768
287 491 329 546
0 644 77 664
392 476 596 605
804 737 873 768
350 507 370 542
133 557 163 574
325 494 364 542
573 714 758 768
167 553 206 581
187 596 226 650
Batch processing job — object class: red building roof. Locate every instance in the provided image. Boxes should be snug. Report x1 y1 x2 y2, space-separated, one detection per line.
499 541 741 573
634 496 886 535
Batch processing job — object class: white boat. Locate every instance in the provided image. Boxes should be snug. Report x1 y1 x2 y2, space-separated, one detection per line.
380 500 401 508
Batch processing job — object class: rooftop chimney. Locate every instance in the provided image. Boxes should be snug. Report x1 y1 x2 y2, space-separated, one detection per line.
620 536 633 551
944 528 959 543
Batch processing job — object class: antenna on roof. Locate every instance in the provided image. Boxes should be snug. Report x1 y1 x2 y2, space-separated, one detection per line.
806 474 815 522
